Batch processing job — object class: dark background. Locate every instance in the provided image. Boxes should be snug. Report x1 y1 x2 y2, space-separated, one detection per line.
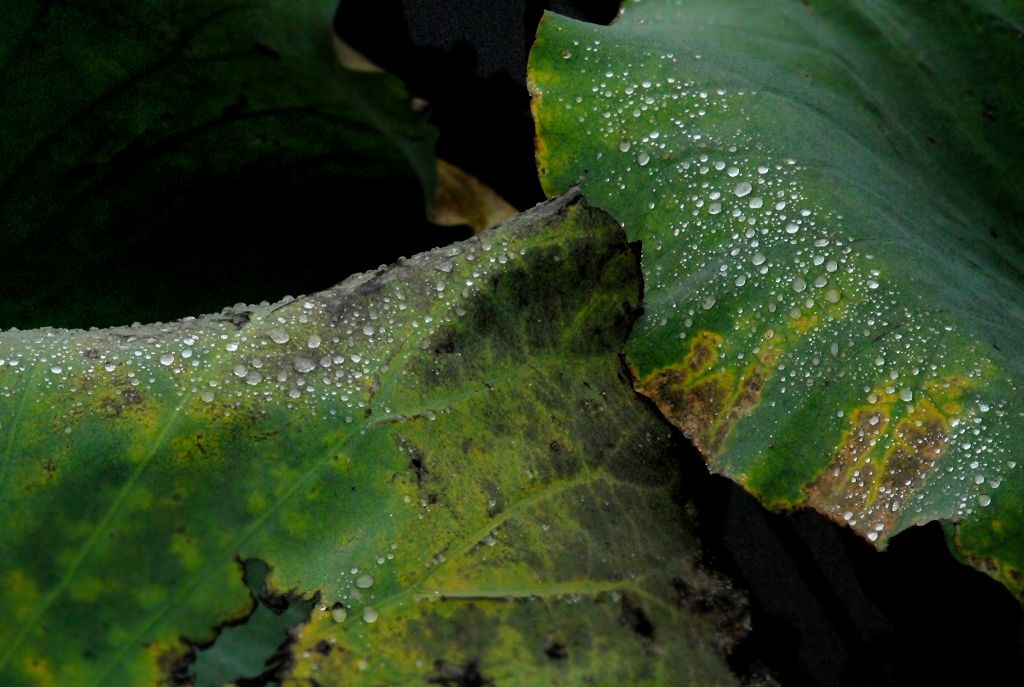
333 2 1024 685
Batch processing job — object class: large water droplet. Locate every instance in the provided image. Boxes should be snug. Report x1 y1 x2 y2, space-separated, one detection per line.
267 328 289 344
733 182 752 197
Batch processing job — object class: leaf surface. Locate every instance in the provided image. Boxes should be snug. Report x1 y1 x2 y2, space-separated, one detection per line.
530 0 1024 597
0 193 741 686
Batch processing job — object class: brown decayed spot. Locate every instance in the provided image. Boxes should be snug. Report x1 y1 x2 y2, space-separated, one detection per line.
808 392 952 542
807 406 889 527
636 330 773 461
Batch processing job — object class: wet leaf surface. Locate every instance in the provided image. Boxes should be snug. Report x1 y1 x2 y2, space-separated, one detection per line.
0 193 742 686
530 0 1024 598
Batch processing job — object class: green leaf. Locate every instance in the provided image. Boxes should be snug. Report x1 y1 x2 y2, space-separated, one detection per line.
0 193 742 686
530 1 1024 598
0 0 436 329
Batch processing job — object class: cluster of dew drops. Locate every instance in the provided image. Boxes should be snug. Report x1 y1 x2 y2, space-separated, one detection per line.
552 32 1015 526
0 232 531 643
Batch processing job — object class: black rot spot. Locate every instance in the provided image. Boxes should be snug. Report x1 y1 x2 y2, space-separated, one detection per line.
543 637 568 660
428 660 493 687
411 457 428 486
619 597 655 639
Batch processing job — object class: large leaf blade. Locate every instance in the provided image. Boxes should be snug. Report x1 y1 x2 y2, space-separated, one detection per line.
0 193 741 685
530 0 1024 597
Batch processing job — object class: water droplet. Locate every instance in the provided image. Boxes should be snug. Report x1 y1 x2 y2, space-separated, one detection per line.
785 223 799 234
267 328 289 344
50 365 63 374
978 494 992 507
307 334 321 349
362 607 378 623
331 602 347 623
824 289 841 304
752 252 766 266
733 182 752 197
294 357 315 373
245 370 263 385
702 295 717 310
748 197 763 209
735 275 747 287
201 391 215 403
619 139 631 152
159 354 174 366
791 277 807 293
355 574 374 589
899 388 913 402
637 152 650 166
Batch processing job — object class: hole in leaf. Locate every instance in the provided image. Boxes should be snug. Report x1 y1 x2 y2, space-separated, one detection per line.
175 559 316 687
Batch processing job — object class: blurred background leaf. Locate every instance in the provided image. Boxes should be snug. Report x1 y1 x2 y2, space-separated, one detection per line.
0 0 443 329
